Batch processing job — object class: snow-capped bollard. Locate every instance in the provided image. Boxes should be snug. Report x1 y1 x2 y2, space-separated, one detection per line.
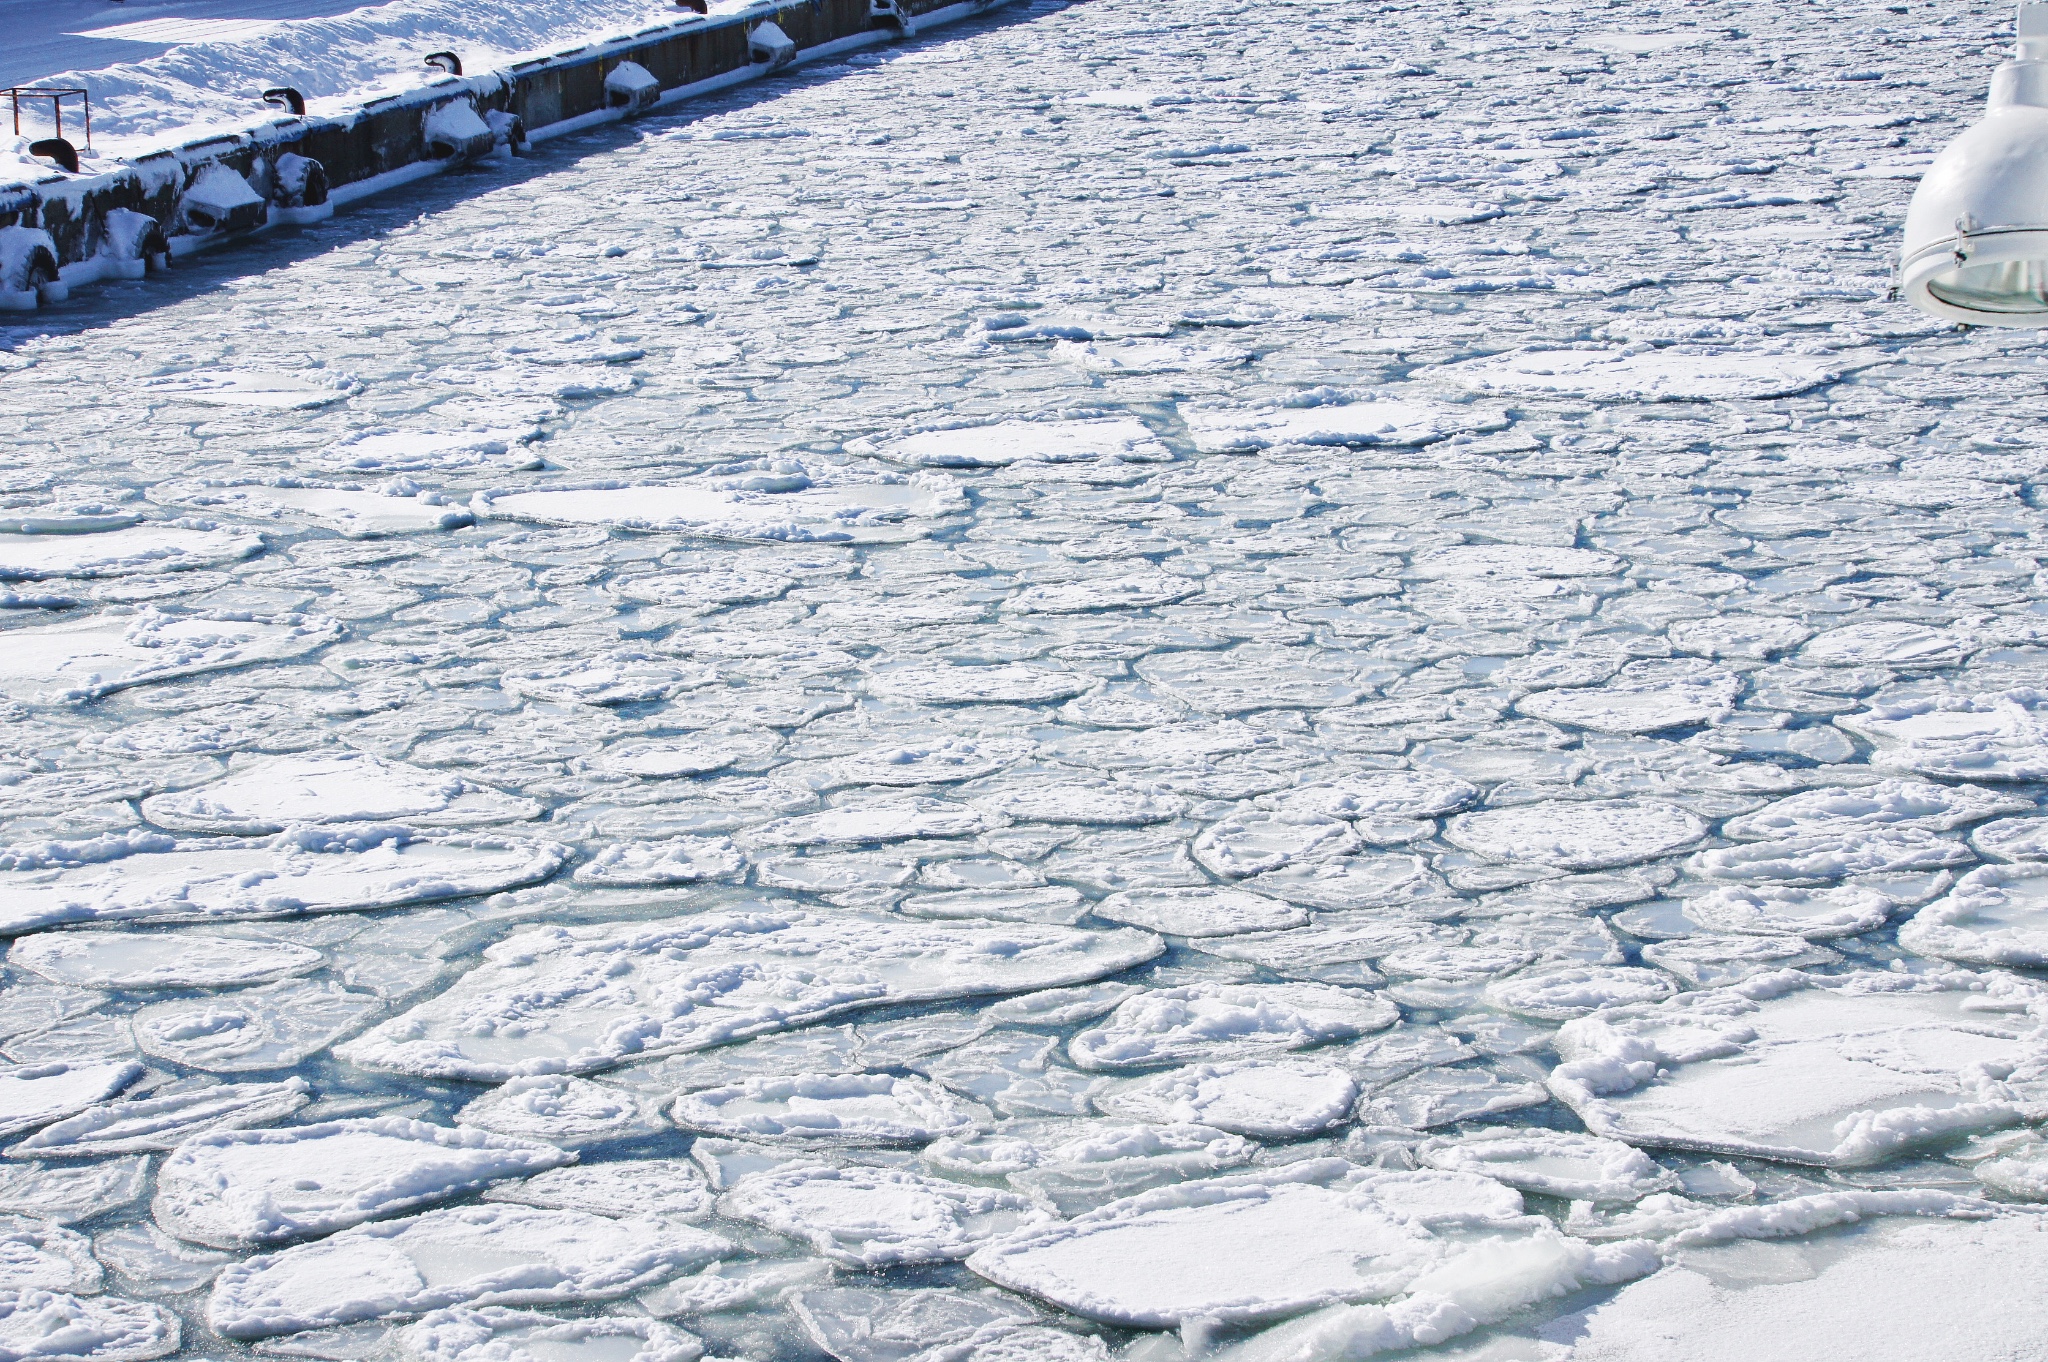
263 88 306 117
424 51 463 76
96 208 170 280
0 225 63 310
423 100 497 162
177 163 269 238
870 0 915 35
749 21 797 71
29 139 79 174
605 61 662 115
270 152 332 224
484 109 528 157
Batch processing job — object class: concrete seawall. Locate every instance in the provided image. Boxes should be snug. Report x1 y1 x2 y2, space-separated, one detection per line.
0 0 1010 309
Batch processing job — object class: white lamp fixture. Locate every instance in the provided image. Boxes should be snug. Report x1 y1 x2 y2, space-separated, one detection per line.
1901 1 2048 324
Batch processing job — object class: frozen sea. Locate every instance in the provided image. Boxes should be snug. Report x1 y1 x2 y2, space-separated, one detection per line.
6 0 2048 1357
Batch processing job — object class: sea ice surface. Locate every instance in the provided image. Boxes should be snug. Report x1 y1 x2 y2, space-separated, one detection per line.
456 1075 669 1149
669 1073 990 1145
10 1078 312 1156
0 832 568 934
340 912 1162 1079
140 752 540 833
207 1205 730 1338
0 611 343 704
1068 982 1399 1069
153 1116 573 1247
8 0 2044 1349
4 929 322 990
1095 1060 1359 1138
1445 800 1709 870
1550 973 2044 1167
720 1163 1052 1268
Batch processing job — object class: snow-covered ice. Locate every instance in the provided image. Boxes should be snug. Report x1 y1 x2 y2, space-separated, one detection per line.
1549 973 2046 1167
456 1075 669 1149
11 1078 312 1157
1068 982 1398 1069
340 912 1161 1079
0 831 568 933
669 1073 989 1146
7 0 2048 1350
720 1163 1052 1268
207 1204 730 1337
140 752 540 833
153 1116 572 1247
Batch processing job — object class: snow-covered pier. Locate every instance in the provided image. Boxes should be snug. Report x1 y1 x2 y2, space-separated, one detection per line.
2 0 1010 307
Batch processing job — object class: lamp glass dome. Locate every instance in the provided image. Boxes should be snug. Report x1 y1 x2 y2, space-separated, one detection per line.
1925 257 2048 313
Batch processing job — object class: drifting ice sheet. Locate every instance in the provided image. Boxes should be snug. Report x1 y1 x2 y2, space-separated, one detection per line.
399 1308 705 1362
10 1077 311 1157
0 1060 140 1139
720 1162 1051 1268
1548 972 2044 1167
474 473 965 544
0 832 568 934
0 610 343 704
6 931 324 990
1440 347 1850 401
1837 688 2048 781
1096 1060 1359 1138
207 1204 731 1338
457 1075 669 1149
154 1116 573 1247
0 524 261 580
1186 400 1488 452
339 911 1162 1080
966 1159 1646 1328
140 752 540 833
669 1073 989 1145
1445 799 1708 870
1068 982 1399 1069
864 417 1172 468
130 977 383 1071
